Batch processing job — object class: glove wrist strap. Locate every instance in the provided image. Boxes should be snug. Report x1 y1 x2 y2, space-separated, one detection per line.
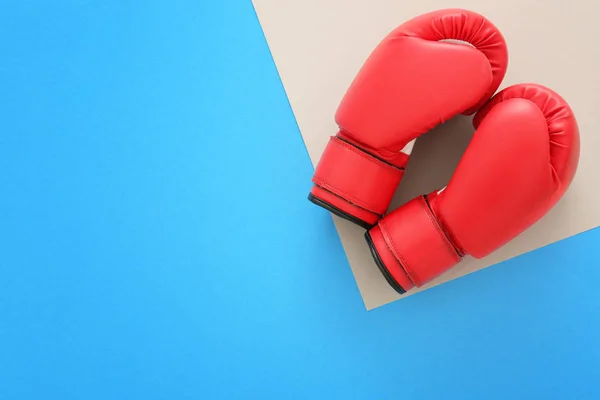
312 136 403 217
375 196 461 287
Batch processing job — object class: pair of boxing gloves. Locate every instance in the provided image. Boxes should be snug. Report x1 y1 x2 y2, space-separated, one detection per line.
308 9 580 294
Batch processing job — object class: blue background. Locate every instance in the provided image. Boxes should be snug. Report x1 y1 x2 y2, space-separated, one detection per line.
1 1 598 399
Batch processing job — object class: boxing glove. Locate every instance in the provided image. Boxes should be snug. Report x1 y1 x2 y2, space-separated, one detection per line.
308 9 508 229
366 83 580 294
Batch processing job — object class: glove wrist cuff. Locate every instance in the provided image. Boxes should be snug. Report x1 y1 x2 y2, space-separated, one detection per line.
311 136 403 221
367 196 461 292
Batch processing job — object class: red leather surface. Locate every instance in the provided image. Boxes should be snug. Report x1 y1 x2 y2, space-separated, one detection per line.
378 197 460 287
436 84 580 257
310 185 380 226
368 226 415 291
312 137 404 217
310 9 508 227
336 8 508 157
369 83 580 289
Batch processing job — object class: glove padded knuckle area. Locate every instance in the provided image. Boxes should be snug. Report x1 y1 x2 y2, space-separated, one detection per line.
474 83 580 188
395 9 508 113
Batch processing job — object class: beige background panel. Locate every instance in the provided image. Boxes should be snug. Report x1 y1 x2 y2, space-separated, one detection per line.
252 0 600 310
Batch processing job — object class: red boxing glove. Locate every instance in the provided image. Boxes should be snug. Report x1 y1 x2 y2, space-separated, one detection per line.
366 84 580 294
309 8 508 228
